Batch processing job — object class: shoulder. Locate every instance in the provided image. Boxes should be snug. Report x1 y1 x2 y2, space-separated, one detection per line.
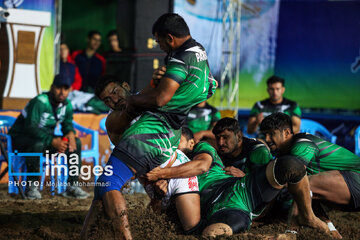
283 98 299 107
34 93 50 105
291 133 317 149
94 53 106 62
71 50 84 59
193 141 216 156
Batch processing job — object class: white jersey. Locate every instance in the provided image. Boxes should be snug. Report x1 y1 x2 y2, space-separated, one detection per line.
145 150 199 209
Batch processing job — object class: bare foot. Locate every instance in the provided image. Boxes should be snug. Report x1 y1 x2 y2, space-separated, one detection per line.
326 221 342 239
297 214 330 234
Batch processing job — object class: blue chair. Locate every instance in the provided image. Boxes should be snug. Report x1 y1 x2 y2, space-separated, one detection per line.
355 125 360 156
53 121 100 183
0 115 56 195
72 121 100 182
300 119 337 144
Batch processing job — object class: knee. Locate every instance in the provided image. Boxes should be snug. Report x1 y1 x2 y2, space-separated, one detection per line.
274 155 306 185
202 223 233 237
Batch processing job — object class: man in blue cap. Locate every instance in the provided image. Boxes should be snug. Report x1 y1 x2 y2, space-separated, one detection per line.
9 74 90 200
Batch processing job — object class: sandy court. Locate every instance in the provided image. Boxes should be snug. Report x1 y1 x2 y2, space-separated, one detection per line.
1 184 360 240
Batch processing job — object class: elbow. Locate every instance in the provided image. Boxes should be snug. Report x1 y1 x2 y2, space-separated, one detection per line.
198 165 209 175
155 96 170 107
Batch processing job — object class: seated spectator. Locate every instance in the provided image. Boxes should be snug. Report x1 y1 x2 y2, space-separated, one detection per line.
104 30 122 59
60 42 82 90
247 75 301 134
8 74 90 200
185 101 221 144
71 30 106 93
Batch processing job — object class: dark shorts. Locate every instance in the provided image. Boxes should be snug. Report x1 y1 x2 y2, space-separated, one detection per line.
94 154 134 200
247 165 282 214
340 170 360 210
207 208 251 234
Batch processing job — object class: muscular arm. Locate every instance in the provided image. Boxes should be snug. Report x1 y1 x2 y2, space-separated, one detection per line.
127 77 180 111
146 153 212 180
292 116 301 134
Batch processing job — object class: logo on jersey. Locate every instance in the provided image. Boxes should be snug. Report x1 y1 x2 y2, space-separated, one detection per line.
188 176 199 191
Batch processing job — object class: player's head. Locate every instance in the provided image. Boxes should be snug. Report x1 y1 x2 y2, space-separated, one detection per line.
152 13 190 53
260 112 294 154
51 74 72 104
266 75 285 104
95 75 130 111
212 117 242 156
87 30 101 51
179 127 195 154
107 30 120 52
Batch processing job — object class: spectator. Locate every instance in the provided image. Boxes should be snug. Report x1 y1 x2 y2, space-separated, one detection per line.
247 75 301 134
186 101 221 144
104 30 122 59
71 30 106 93
60 42 82 90
9 74 90 200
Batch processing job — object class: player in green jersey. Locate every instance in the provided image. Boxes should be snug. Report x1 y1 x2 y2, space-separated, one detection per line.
146 127 329 237
81 13 216 240
248 76 301 134
260 112 360 211
212 117 273 177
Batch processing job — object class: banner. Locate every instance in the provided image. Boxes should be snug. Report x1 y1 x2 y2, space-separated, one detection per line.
0 0 56 91
275 0 360 110
174 0 280 108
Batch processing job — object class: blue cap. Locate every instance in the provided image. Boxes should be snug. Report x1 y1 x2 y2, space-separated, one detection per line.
52 74 74 87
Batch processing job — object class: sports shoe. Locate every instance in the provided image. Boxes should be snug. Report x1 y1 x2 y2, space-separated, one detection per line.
62 185 90 199
26 185 42 200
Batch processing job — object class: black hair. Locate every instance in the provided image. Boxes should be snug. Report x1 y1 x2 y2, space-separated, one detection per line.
260 112 294 134
182 127 194 141
212 117 241 136
266 75 285 86
152 13 190 38
95 75 125 99
88 30 101 39
107 30 118 39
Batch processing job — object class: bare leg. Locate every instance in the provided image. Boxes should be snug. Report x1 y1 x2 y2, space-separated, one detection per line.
309 171 351 205
202 223 232 237
103 190 132 240
175 193 201 231
81 200 104 240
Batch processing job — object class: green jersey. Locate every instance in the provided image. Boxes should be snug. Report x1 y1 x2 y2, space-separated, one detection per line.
250 98 301 118
289 133 360 175
220 137 273 174
186 102 221 133
208 175 258 219
159 38 217 129
9 92 75 147
190 141 232 193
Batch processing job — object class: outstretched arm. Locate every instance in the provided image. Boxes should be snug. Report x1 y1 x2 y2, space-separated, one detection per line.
146 153 212 181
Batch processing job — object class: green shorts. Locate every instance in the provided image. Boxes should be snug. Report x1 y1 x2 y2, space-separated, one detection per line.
112 111 181 176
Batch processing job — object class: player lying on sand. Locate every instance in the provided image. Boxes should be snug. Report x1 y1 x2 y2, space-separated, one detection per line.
146 127 330 237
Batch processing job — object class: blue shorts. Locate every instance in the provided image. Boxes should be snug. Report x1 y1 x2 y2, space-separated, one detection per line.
94 154 134 200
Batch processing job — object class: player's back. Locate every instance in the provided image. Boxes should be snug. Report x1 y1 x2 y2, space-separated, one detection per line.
291 133 360 174
159 38 217 129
